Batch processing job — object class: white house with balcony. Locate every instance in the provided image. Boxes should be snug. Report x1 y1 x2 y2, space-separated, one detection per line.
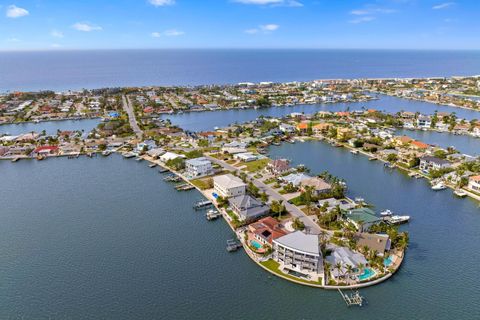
272 231 324 282
468 175 480 193
185 157 212 178
213 174 246 198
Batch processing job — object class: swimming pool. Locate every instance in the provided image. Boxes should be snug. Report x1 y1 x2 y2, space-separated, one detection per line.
358 268 376 281
250 240 263 250
384 256 393 267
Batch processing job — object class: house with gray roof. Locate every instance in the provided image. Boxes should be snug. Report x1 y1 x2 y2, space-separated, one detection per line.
325 246 368 280
272 231 324 281
229 194 270 221
279 173 311 187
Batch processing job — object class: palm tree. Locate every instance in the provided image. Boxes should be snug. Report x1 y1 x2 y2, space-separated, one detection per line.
345 264 354 284
334 262 343 282
362 245 370 255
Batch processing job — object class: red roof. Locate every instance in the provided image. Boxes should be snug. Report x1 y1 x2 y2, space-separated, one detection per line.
411 140 429 149
34 146 59 153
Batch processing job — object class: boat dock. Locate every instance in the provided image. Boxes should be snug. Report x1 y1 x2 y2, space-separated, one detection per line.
206 209 221 221
164 174 182 182
193 200 213 210
338 289 365 307
175 183 194 191
158 167 170 173
226 239 242 252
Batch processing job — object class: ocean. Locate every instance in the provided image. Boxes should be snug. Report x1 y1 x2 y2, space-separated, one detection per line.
1 49 480 92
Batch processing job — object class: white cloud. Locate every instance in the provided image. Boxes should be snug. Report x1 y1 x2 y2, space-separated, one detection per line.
349 16 376 24
151 29 185 37
6 5 29 18
432 2 455 10
51 43 62 48
72 22 102 32
51 30 64 38
6 37 20 42
233 0 302 7
245 24 279 34
260 24 279 31
149 0 175 6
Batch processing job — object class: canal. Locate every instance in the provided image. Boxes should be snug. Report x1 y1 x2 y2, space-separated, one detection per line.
1 150 480 318
161 95 480 132
0 118 100 136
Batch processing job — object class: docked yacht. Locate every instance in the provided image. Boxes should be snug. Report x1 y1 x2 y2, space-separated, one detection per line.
388 215 410 225
431 181 447 191
380 209 393 216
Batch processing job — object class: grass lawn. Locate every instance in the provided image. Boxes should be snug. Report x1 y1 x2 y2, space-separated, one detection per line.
190 177 213 190
243 158 270 172
260 260 321 285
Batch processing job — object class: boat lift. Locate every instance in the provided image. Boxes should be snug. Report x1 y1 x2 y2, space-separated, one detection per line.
338 289 365 307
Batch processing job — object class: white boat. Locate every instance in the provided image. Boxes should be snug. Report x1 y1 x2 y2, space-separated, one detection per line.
431 182 447 191
354 197 365 204
380 209 393 216
454 189 467 197
350 150 359 154
388 215 410 225
123 152 135 159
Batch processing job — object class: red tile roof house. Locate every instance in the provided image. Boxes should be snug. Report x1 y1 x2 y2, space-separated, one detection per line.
247 217 289 253
33 146 59 156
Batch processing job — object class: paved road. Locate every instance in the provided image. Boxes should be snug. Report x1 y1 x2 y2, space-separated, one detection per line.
122 95 143 139
206 155 323 235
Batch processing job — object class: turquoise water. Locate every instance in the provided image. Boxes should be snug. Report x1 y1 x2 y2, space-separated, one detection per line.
384 256 394 267
359 268 376 281
251 240 263 250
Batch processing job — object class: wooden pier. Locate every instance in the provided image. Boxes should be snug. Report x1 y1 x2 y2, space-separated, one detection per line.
338 289 365 307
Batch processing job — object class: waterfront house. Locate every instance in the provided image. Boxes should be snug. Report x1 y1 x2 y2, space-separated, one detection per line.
279 173 311 187
247 217 289 247
313 123 331 135
411 140 429 151
0 146 9 156
296 122 309 134
337 127 353 141
272 231 324 281
417 115 432 128
325 246 368 280
300 177 332 197
279 123 296 134
33 146 59 156
229 194 270 221
159 152 185 163
233 152 258 162
467 175 480 193
394 136 413 146
317 198 355 211
353 233 391 257
146 148 165 159
265 159 290 176
419 156 452 173
213 174 246 198
185 157 213 178
344 208 381 232
136 140 157 152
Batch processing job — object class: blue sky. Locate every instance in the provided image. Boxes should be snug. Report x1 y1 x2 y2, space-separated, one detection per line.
0 0 479 50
